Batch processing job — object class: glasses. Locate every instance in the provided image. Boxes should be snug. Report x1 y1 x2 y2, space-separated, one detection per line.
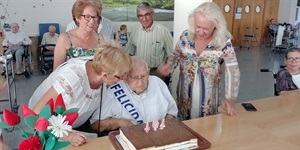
114 75 122 80
129 75 148 81
81 15 100 21
286 57 300 62
137 11 153 19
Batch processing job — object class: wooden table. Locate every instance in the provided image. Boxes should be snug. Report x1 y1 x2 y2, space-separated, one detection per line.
64 91 300 149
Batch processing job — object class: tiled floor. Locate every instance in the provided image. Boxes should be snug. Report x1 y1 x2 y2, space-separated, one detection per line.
0 45 286 149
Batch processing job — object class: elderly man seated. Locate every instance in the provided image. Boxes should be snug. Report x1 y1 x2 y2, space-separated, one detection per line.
90 56 178 134
40 25 59 50
2 22 32 75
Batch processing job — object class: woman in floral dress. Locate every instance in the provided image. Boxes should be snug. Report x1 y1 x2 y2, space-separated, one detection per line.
158 2 240 120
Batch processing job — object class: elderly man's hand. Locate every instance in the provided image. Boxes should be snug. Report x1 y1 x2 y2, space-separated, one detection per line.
157 63 171 77
8 43 14 48
117 118 134 128
17 41 23 46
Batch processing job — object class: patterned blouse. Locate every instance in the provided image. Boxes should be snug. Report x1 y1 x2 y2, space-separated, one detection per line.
276 69 299 94
66 32 100 60
173 30 240 120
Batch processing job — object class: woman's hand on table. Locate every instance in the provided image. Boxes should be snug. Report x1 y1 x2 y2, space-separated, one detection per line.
67 131 88 147
222 98 237 116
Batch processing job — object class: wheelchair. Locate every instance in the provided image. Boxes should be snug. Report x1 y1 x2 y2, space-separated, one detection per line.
1 45 32 79
38 23 59 74
260 65 285 96
38 44 55 74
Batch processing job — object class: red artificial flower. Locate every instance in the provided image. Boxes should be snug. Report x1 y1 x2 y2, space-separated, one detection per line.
21 104 37 117
18 135 42 150
35 117 49 132
55 94 66 111
3 109 20 126
65 112 79 125
46 98 54 113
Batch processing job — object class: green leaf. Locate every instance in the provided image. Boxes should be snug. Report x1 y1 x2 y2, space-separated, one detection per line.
21 131 33 138
39 105 52 119
45 136 56 150
24 116 38 129
55 106 64 115
53 141 71 149
0 122 13 128
62 108 79 115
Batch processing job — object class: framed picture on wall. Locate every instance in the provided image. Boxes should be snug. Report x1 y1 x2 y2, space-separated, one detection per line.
102 0 174 21
236 7 242 13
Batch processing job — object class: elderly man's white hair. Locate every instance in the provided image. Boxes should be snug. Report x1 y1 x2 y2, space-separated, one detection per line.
48 25 56 31
130 56 149 71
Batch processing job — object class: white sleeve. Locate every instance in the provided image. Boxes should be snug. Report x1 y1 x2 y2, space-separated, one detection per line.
159 78 178 117
23 32 32 45
52 66 84 106
90 89 115 124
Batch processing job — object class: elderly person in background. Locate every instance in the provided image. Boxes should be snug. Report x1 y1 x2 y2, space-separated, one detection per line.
126 2 173 84
2 22 32 75
158 2 240 120
53 0 105 70
269 19 278 36
276 48 300 95
66 0 113 41
40 25 59 51
90 56 178 134
28 41 131 146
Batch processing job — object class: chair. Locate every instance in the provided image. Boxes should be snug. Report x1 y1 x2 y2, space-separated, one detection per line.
240 27 259 50
260 65 285 96
38 23 60 74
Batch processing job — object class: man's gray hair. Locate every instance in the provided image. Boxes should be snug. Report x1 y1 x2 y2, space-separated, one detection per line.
136 2 153 12
48 25 56 31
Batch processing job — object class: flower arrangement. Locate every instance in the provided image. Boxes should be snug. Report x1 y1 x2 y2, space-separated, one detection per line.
0 94 79 150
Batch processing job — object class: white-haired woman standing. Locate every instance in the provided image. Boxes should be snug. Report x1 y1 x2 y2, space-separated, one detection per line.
158 2 240 120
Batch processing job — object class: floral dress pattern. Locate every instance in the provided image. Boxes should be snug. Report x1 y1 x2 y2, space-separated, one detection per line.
66 47 96 59
66 32 100 60
118 31 128 48
173 30 240 120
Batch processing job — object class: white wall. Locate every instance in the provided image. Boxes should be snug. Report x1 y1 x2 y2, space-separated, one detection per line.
0 0 75 36
278 0 297 25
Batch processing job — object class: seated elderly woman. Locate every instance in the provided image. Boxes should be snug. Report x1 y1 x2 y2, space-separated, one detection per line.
28 41 131 146
276 48 300 95
90 56 178 134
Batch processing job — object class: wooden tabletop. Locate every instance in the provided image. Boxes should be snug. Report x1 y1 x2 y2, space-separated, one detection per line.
64 91 300 150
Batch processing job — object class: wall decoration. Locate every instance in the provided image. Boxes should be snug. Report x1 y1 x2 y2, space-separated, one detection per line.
102 0 174 21
224 4 230 13
255 5 261 13
245 5 250 13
